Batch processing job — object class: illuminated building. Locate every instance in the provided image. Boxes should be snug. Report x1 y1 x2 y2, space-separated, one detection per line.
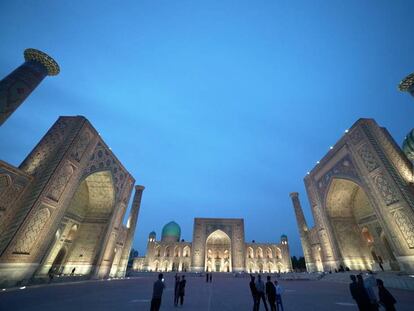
133 218 292 273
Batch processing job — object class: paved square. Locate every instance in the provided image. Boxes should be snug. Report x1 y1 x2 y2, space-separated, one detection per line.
1 273 413 311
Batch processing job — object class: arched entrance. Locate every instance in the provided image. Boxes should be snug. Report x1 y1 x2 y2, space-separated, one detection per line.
51 247 67 274
205 230 232 272
326 178 397 270
45 171 116 276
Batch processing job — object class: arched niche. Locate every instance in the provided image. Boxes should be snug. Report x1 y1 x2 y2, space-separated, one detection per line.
205 229 232 272
48 171 116 276
325 178 376 270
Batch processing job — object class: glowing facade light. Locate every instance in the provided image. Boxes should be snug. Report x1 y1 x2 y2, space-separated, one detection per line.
19 286 26 290
330 146 333 150
345 129 349 133
316 161 320 164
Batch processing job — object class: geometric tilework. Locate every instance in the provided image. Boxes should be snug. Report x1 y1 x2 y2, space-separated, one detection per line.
13 207 50 254
394 209 414 249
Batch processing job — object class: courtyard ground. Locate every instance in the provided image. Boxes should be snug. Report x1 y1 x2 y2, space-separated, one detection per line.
0 273 413 311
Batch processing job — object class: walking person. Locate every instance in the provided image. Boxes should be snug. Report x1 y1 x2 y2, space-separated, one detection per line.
174 274 180 307
365 271 379 311
178 275 186 306
70 267 76 276
265 276 277 311
209 273 212 283
356 274 371 311
206 272 209 283
48 267 54 283
150 273 165 311
274 280 284 311
249 275 259 311
255 275 269 311
350 275 364 310
377 279 397 311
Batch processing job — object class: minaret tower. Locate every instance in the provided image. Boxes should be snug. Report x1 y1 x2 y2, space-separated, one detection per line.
290 192 314 271
0 48 60 125
399 72 414 97
117 185 145 277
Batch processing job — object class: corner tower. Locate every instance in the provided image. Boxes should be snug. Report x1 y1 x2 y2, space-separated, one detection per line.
289 192 315 271
0 49 60 125
399 72 414 97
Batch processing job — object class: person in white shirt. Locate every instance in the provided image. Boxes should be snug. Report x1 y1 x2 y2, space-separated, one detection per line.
274 280 284 311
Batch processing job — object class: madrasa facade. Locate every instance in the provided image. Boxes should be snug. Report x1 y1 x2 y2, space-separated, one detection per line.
133 218 292 273
0 49 145 287
291 118 414 273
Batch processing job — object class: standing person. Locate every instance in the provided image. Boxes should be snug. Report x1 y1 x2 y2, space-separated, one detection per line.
274 280 284 311
350 275 364 310
206 272 209 283
209 273 212 283
377 279 396 311
48 267 54 283
178 275 187 306
249 275 259 311
150 273 165 311
356 274 371 311
365 271 379 311
265 276 277 311
255 275 269 311
174 274 180 307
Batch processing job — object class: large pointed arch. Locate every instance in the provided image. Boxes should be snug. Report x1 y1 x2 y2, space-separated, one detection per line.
205 229 232 272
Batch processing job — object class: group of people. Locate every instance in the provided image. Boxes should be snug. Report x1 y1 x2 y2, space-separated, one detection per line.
249 274 284 311
150 273 187 311
349 272 397 311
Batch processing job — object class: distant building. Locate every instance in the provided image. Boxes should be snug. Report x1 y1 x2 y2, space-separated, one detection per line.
133 218 292 273
292 118 414 273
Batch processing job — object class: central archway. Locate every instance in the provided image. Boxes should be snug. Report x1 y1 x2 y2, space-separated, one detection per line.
326 178 396 270
45 171 116 276
205 230 232 272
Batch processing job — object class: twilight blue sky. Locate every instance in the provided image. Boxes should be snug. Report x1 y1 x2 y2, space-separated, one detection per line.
1 1 414 257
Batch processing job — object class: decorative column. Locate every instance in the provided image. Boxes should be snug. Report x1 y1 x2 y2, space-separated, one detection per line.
290 192 314 271
0 48 60 125
117 185 145 277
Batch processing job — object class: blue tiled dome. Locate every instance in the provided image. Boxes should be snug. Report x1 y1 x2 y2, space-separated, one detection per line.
161 221 181 242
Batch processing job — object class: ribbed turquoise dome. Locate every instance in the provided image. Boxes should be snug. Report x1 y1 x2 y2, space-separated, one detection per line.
402 129 414 162
281 234 287 239
161 221 181 242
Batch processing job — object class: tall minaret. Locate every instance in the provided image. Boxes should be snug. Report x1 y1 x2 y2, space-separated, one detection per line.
0 48 60 125
290 192 314 271
399 72 414 98
117 185 145 277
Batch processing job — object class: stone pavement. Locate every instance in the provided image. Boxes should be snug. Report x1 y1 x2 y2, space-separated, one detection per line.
0 273 413 311
320 271 414 290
